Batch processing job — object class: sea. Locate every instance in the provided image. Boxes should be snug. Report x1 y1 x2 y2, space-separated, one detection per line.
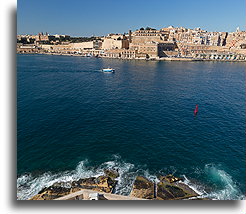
17 54 245 200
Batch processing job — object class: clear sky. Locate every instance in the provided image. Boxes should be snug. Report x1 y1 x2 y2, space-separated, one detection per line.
17 0 245 36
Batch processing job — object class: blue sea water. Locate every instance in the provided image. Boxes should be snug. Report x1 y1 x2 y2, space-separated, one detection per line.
17 54 245 200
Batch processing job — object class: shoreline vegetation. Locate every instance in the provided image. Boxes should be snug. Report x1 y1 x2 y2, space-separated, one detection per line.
29 169 206 200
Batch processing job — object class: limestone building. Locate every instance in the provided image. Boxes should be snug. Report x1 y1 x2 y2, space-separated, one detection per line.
102 34 129 50
129 28 177 58
131 28 169 44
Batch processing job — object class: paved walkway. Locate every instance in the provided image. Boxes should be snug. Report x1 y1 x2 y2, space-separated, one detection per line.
55 189 147 200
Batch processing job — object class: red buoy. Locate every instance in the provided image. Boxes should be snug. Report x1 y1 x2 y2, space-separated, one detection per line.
194 104 198 116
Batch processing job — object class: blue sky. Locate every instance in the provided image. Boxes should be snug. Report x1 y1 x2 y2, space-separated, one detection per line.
17 0 245 36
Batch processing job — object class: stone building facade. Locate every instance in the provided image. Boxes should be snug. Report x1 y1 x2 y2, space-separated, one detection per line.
102 34 129 50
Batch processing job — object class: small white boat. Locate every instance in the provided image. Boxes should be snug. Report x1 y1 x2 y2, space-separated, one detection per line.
102 68 115 73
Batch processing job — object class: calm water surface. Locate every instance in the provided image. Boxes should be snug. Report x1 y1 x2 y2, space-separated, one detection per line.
17 54 245 200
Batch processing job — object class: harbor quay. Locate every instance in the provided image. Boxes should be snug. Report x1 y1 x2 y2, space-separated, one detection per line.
17 26 246 61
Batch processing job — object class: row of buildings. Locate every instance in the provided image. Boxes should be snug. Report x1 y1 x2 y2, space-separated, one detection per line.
17 26 246 61
17 32 71 44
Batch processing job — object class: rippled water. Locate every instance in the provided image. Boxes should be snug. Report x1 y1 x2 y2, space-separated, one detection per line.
17 54 245 200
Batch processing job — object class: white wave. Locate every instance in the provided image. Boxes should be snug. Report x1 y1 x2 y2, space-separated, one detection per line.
17 159 104 200
102 157 136 195
180 175 207 197
141 169 160 183
114 167 160 196
202 164 245 200
17 161 245 200
17 156 136 200
174 164 245 200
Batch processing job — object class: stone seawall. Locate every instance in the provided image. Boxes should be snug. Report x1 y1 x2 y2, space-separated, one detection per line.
17 51 245 62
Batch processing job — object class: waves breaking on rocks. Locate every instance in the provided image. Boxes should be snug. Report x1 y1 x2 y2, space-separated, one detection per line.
202 164 245 200
17 156 244 200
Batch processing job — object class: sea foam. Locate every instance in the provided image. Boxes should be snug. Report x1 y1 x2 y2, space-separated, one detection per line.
203 164 245 200
17 159 245 200
17 156 135 200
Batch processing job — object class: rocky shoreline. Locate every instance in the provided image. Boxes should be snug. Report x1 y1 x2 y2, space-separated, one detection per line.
29 169 207 200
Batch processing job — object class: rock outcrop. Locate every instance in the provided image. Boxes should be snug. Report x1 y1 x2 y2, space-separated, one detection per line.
130 176 155 199
30 171 201 200
156 175 199 200
159 174 183 183
104 169 119 179
130 175 199 200
30 170 119 200
30 182 72 200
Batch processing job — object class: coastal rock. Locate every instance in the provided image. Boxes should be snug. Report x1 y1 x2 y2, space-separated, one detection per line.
104 169 119 179
96 176 117 192
130 176 155 199
29 173 199 200
76 176 117 193
175 182 199 197
158 174 183 183
76 177 97 188
157 182 176 200
30 175 118 200
30 182 72 200
156 181 199 200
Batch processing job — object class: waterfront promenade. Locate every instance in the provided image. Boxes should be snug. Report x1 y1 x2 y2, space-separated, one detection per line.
17 26 246 62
